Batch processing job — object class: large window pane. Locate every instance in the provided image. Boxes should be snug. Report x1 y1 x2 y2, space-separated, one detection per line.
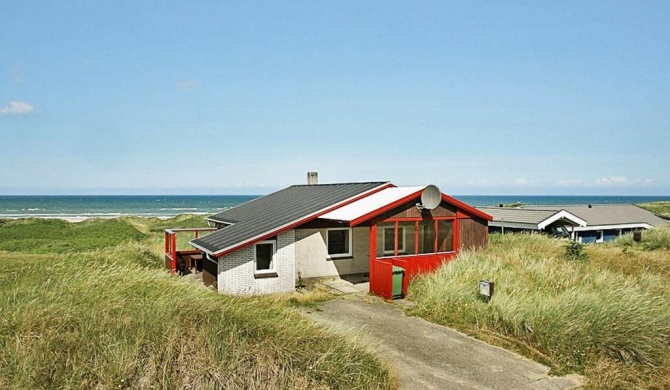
376 223 394 257
418 221 436 254
437 220 454 252
327 228 351 258
255 242 274 271
398 221 417 255
383 226 395 254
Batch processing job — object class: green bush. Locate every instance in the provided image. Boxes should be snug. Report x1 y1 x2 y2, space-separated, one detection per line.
564 240 588 261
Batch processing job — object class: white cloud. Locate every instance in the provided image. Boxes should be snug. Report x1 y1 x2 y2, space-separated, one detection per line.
555 176 654 188
594 176 628 186
0 101 34 116
176 80 199 91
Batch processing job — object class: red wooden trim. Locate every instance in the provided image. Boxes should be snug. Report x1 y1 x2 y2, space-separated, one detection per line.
454 217 460 252
369 223 377 285
394 222 399 257
171 234 177 273
212 183 395 258
444 194 492 221
414 221 419 255
382 216 456 223
349 191 490 227
349 189 425 226
433 219 438 253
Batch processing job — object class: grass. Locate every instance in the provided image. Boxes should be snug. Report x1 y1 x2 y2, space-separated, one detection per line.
638 201 670 218
0 218 147 253
0 217 395 389
407 230 670 390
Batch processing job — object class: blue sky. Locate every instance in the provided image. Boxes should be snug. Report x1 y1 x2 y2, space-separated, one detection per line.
1 1 668 195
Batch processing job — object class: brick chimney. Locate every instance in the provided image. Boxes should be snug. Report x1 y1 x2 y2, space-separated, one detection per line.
307 172 318 185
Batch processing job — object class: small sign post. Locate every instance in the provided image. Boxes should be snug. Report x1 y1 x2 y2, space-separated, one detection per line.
479 280 494 302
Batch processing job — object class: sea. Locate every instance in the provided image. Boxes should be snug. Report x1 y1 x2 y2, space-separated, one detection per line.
1 194 669 221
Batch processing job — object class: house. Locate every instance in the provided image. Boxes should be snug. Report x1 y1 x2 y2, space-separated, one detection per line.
478 204 668 243
165 175 492 299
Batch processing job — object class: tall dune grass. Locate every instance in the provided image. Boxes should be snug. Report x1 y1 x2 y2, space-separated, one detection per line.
0 217 395 389
408 231 670 389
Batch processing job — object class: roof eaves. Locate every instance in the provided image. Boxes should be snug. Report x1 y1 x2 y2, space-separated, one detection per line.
446 195 493 221
206 182 394 257
538 210 588 230
348 188 425 226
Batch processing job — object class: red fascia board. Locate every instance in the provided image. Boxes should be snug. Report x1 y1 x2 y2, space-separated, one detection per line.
349 191 493 227
212 182 395 258
349 189 426 227
442 194 493 221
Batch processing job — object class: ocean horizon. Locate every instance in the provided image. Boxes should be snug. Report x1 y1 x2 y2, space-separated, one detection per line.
1 194 669 221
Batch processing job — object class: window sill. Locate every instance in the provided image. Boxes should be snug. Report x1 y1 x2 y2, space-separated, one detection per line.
254 272 278 279
327 256 353 261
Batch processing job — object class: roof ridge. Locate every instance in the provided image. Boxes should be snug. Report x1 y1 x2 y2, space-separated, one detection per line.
289 181 390 188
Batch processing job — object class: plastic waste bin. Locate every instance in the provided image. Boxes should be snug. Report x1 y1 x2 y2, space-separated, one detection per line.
392 266 405 299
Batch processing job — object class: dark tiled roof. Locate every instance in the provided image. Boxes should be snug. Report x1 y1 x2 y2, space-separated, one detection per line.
191 182 390 255
477 207 561 225
563 204 669 227
478 204 669 228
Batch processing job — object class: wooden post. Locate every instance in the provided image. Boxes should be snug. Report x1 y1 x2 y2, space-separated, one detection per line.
369 223 377 293
171 233 177 273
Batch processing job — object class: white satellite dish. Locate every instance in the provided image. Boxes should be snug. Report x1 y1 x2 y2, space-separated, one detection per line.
419 185 441 210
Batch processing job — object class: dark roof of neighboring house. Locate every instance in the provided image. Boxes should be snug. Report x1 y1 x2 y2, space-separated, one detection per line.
562 205 667 227
191 182 391 255
478 207 566 225
478 204 668 229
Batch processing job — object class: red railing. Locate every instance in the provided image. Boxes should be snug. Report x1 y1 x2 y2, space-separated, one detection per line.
164 228 216 273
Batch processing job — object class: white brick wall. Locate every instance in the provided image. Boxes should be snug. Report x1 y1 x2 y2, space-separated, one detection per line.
295 226 370 279
217 230 296 295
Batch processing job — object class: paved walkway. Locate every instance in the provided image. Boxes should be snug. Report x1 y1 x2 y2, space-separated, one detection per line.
308 297 581 390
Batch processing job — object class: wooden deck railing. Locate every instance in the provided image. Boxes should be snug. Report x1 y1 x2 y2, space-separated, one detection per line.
164 228 216 273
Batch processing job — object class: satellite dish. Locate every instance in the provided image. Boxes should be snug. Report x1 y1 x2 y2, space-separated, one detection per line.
419 185 441 210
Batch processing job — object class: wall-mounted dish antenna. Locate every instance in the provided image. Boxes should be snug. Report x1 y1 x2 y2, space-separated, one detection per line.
417 185 441 211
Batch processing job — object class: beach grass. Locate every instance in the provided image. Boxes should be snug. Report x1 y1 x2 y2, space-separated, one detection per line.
0 217 395 389
0 218 146 254
638 201 670 219
407 230 670 389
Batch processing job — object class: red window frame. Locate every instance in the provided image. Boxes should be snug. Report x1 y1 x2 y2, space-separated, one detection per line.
377 216 457 258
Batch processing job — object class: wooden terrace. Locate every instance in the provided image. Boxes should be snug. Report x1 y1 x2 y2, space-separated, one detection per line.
164 228 216 275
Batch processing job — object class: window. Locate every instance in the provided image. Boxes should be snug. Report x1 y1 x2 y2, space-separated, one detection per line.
327 228 352 258
254 241 276 273
399 222 417 255
383 225 406 255
418 221 436 254
437 220 454 252
596 231 604 244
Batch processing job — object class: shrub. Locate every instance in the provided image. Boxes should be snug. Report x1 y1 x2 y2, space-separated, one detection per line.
564 240 588 261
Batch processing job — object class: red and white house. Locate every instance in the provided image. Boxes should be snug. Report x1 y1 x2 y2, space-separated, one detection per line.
165 176 492 299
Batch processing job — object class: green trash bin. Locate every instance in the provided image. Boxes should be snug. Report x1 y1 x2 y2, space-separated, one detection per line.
392 266 405 299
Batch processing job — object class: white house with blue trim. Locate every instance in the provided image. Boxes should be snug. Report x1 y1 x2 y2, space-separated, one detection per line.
478 204 668 243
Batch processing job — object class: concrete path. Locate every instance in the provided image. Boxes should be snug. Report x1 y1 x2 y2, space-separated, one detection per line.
308 297 581 390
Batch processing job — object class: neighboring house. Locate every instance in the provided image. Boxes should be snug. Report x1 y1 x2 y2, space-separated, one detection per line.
478 204 669 243
165 176 492 299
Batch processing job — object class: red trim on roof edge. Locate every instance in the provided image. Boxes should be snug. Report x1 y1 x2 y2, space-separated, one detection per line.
210 182 395 258
348 189 425 226
443 194 493 221
347 190 493 227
